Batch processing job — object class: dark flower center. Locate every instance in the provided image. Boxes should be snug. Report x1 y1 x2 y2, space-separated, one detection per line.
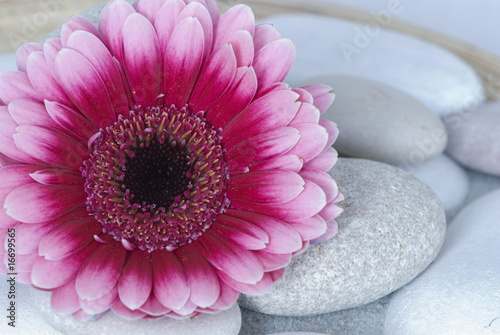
82 105 230 252
124 139 191 208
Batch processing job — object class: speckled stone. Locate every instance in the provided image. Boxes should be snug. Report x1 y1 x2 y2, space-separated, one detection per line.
384 189 500 335
401 154 469 220
445 101 500 177
239 295 391 335
238 158 446 316
311 75 447 166
263 14 484 117
267 333 332 335
31 289 242 335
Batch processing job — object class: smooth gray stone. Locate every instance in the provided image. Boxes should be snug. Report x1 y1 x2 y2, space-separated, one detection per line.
239 158 446 316
262 14 485 117
239 295 390 335
31 288 242 335
445 101 500 177
384 189 500 335
314 75 447 166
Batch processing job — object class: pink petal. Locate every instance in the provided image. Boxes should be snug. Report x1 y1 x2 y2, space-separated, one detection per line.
320 118 339 149
60 15 102 47
8 99 60 130
221 30 254 67
184 0 219 27
210 221 266 250
227 170 304 205
292 87 314 104
163 17 204 109
226 127 300 171
174 245 220 308
139 293 170 316
189 44 236 113
5 183 86 224
289 102 320 125
205 66 257 129
67 31 129 117
122 13 162 107
154 0 186 54
253 39 295 95
0 153 19 167
39 217 101 260
9 253 38 272
288 123 328 162
0 109 41 163
118 249 153 310
98 0 136 64
26 51 75 108
217 270 272 295
287 215 328 241
14 222 56 255
195 230 264 284
221 89 300 148
54 48 116 128
45 100 98 142
14 124 88 169
43 37 62 78
76 242 127 300
80 285 118 315
111 299 147 320
216 214 269 244
0 71 41 104
226 209 303 254
253 24 281 52
72 309 94 321
318 200 344 223
135 0 168 22
253 250 292 271
172 299 197 316
311 219 338 243
177 1 214 60
152 249 190 310
230 180 327 221
16 42 42 72
249 154 303 173
31 241 98 289
51 279 81 315
213 5 254 49
207 280 239 311
300 168 338 202
301 84 335 114
304 146 338 171
30 169 84 186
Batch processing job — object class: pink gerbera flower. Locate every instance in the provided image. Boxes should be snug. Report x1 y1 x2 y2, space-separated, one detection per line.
0 0 342 321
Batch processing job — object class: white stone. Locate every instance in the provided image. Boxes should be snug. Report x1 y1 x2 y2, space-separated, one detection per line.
31 288 242 335
445 101 500 177
239 158 446 316
311 75 447 166
384 189 500 335
267 333 330 335
262 13 484 117
401 154 469 218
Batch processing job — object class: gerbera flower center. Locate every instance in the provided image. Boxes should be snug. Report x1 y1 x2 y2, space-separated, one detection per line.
82 105 230 252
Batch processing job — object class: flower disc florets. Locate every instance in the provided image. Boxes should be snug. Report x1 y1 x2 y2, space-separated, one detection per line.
83 105 229 252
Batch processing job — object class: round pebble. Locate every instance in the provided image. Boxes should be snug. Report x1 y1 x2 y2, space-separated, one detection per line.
31 289 242 335
264 13 485 117
384 189 500 335
309 75 447 166
401 154 469 219
445 101 500 177
239 158 446 316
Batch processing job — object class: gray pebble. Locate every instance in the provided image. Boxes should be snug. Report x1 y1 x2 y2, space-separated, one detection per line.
239 158 446 316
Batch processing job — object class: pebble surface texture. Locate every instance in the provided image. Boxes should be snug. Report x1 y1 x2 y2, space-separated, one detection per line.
445 101 500 177
31 289 242 335
402 154 468 219
384 189 500 335
239 295 390 335
313 75 447 166
264 14 485 117
238 158 446 316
